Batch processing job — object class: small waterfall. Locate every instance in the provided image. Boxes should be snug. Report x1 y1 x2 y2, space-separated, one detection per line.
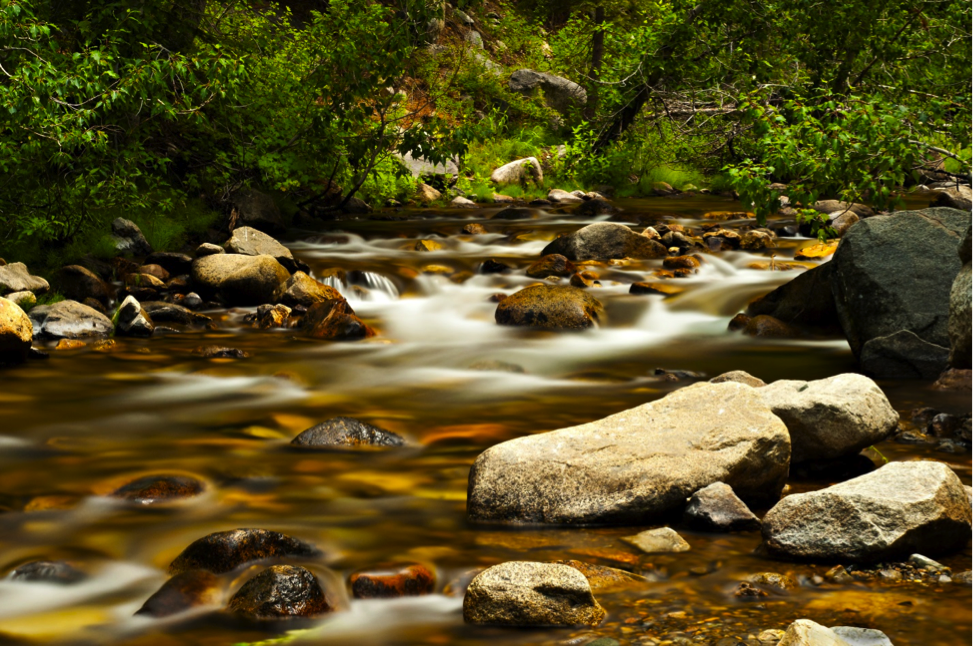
318 270 400 302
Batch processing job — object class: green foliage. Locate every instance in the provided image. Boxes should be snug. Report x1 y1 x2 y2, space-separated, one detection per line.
34 290 64 307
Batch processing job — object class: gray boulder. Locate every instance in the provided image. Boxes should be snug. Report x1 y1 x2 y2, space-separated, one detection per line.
948 226 971 368
467 381 791 525
931 185 973 212
112 218 153 256
229 188 285 235
0 296 32 365
778 620 892 646
830 207 969 378
225 227 300 273
541 223 667 261
29 300 113 339
490 157 543 186
463 561 605 626
114 295 155 337
762 461 972 561
683 482 760 532
758 374 898 463
508 69 587 115
0 262 49 296
191 254 290 306
860 329 950 379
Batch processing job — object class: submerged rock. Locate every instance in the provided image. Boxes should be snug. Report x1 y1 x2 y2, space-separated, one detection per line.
281 272 342 308
553 560 647 593
526 254 576 278
136 570 221 617
463 561 605 626
193 345 250 359
762 461 971 561
141 302 210 325
228 565 332 620
291 417 405 448
683 482 760 532
9 560 87 585
0 262 49 296
0 297 32 365
191 254 290 306
110 474 205 503
467 381 790 525
495 284 603 331
831 207 969 377
301 299 371 340
622 527 690 553
29 300 113 339
541 223 667 261
169 528 321 575
349 563 435 598
758 374 898 463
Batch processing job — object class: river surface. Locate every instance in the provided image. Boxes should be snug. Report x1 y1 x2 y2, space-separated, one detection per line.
0 195 969 645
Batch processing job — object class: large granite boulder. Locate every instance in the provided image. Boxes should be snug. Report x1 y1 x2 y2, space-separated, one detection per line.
229 188 286 235
29 300 113 339
508 69 587 115
57 265 113 306
467 382 791 525
225 227 300 273
0 262 49 296
948 226 971 368
830 207 969 378
758 374 898 463
112 218 153 256
191 254 290 306
762 461 971 561
463 562 604 626
541 223 667 261
745 263 841 334
0 296 32 365
490 157 543 187
495 284 603 331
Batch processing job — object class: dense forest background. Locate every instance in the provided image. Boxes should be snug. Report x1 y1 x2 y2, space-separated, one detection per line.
1 0 970 271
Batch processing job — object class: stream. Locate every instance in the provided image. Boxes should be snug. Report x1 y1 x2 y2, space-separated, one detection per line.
0 194 969 645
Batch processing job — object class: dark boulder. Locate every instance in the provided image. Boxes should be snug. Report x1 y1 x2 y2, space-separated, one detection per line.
58 265 113 306
112 218 153 256
525 254 575 278
229 188 286 235
144 252 194 277
169 528 321 575
745 263 842 335
291 417 405 448
541 223 667 261
228 565 332 620
301 299 372 340
136 570 221 617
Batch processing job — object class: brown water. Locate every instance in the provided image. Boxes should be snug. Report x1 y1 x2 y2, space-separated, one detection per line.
0 195 969 645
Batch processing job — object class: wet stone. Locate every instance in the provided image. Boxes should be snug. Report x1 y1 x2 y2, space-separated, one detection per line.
228 565 332 620
622 527 690 554
683 482 760 532
110 474 206 504
747 572 798 594
554 560 647 593
733 582 768 599
629 282 684 296
169 528 321 575
193 345 250 359
136 570 221 617
301 298 371 341
526 254 576 278
291 417 405 448
463 223 487 235
480 259 510 274
349 563 435 599
9 560 87 585
495 284 604 331
463 561 605 627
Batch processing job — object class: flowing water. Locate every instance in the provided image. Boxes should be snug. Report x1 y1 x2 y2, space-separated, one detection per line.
0 195 969 645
